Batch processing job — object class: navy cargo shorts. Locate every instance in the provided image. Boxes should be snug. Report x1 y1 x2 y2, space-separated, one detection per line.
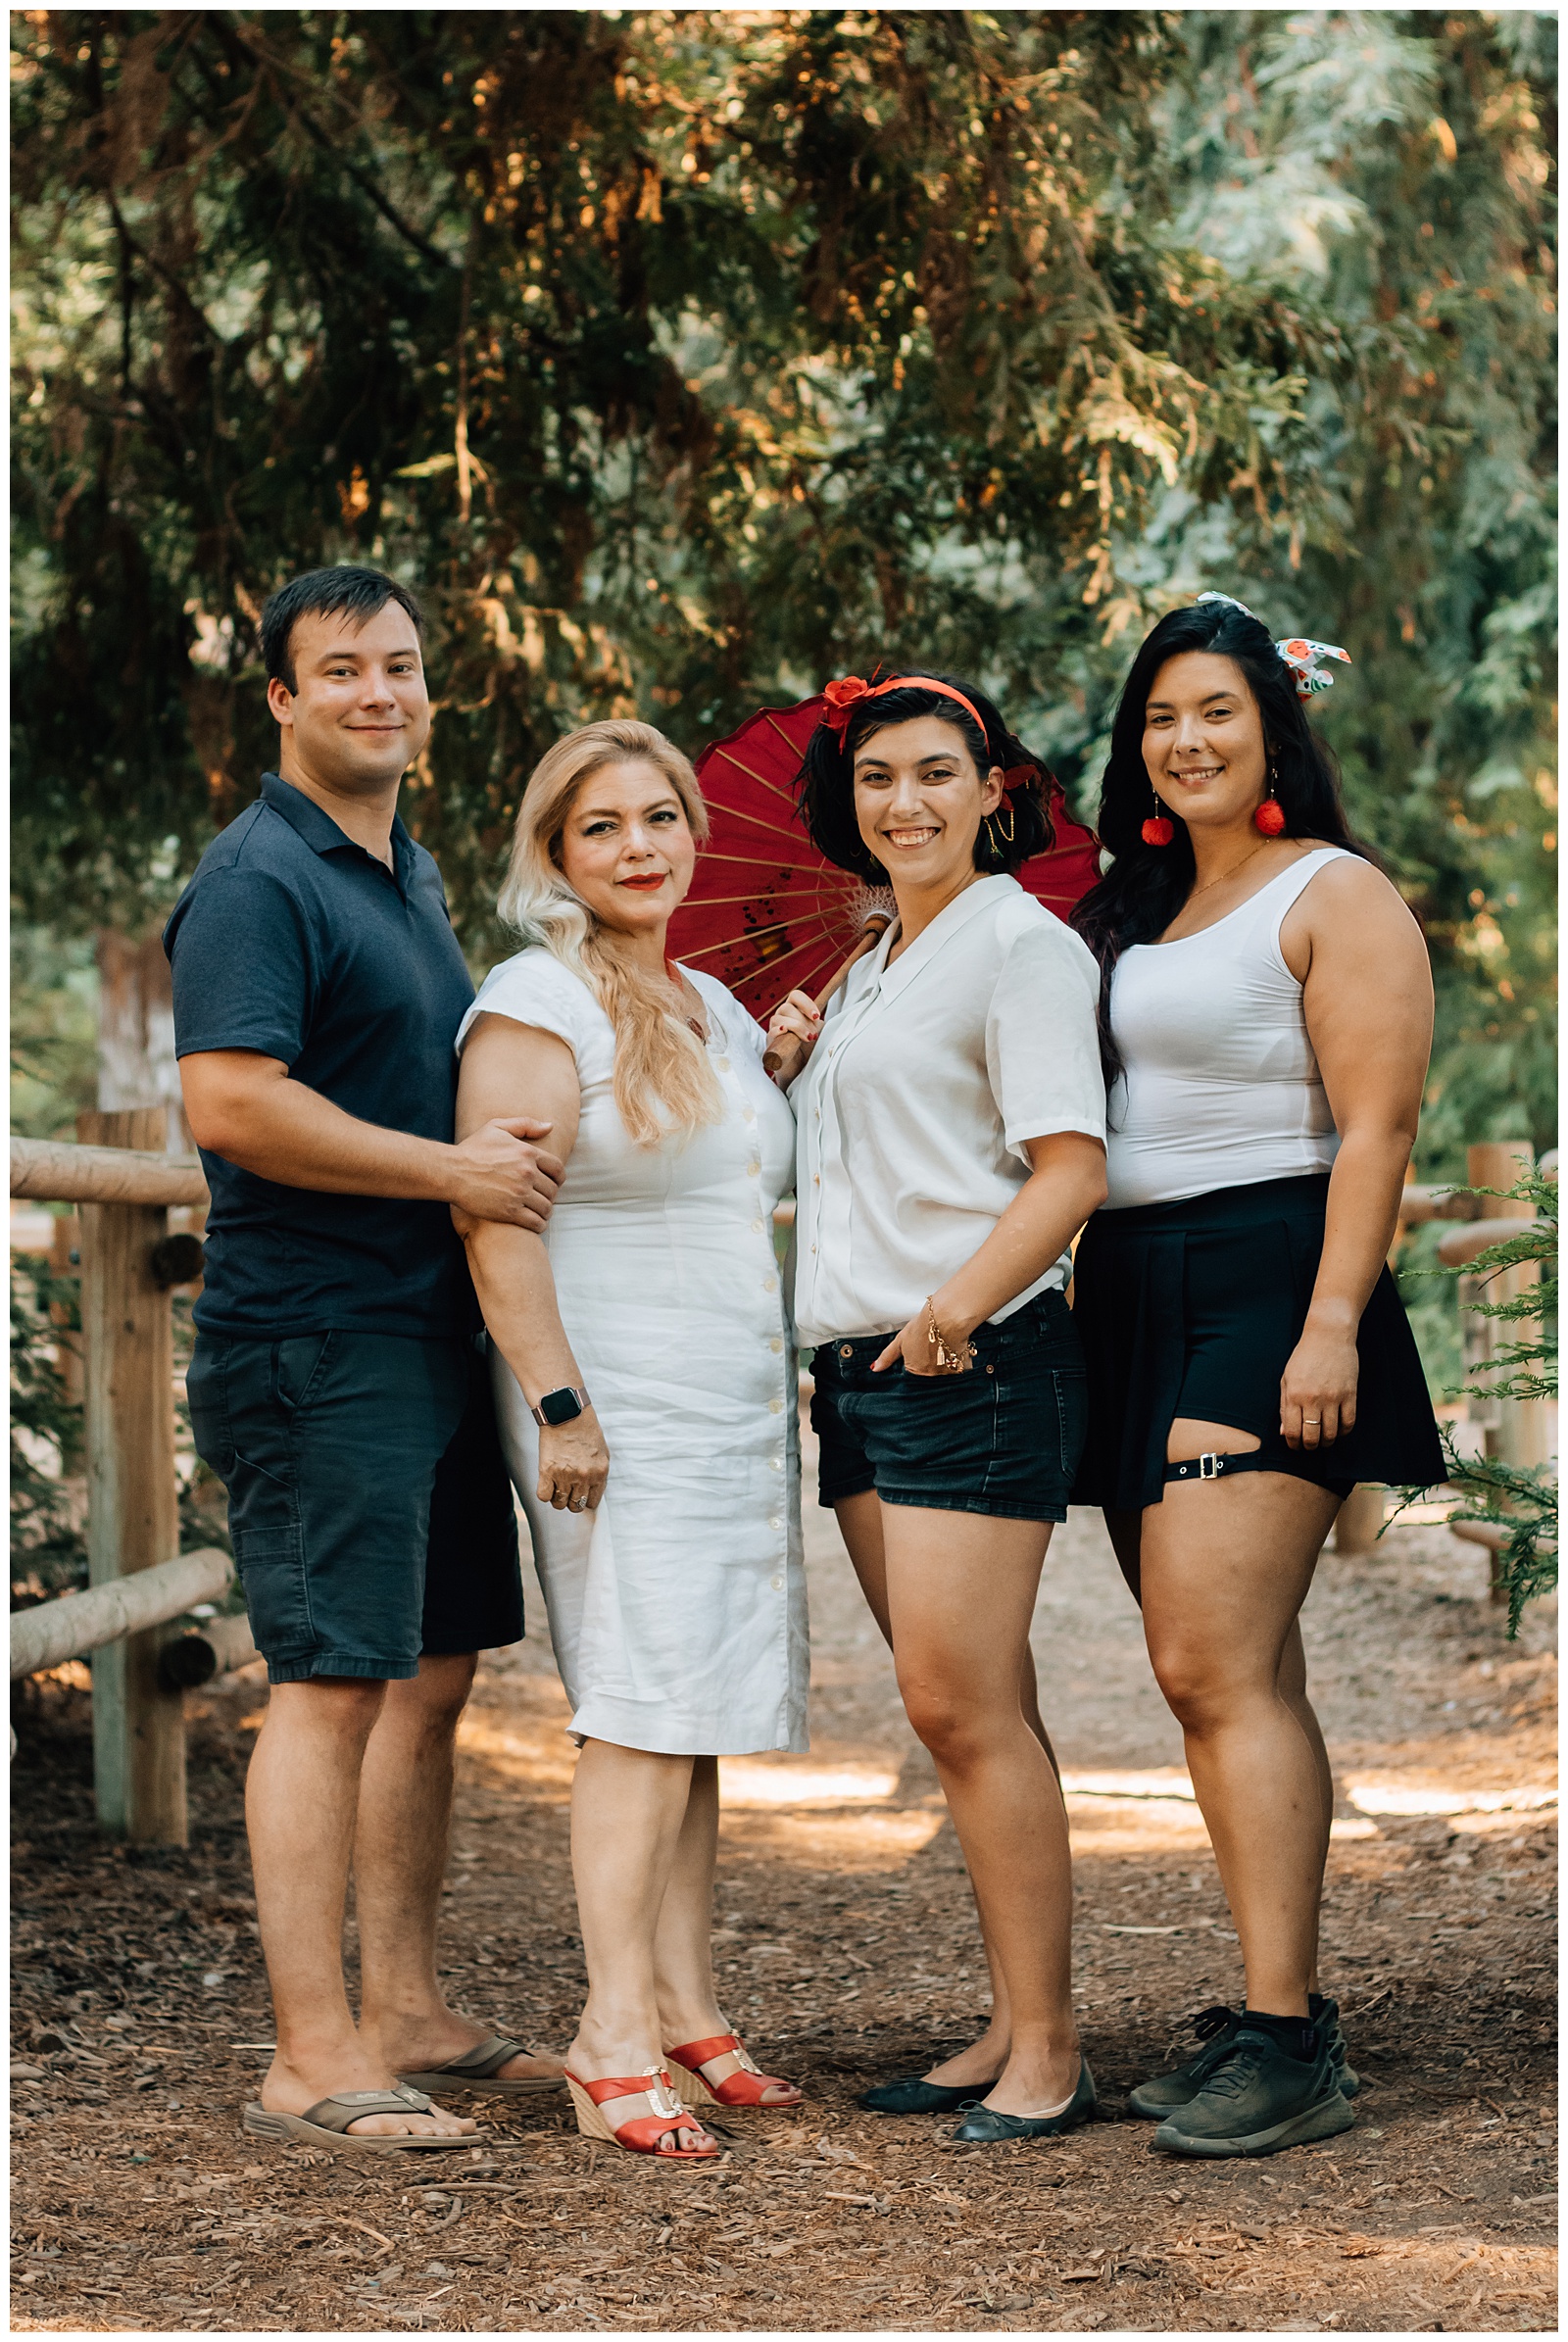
186 1329 522 1683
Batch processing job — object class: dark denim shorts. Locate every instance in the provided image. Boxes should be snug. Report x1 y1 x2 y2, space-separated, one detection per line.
809 1289 1088 1523
186 1330 522 1684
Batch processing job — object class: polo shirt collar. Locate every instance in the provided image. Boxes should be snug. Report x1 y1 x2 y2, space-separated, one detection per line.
865 873 1018 1004
260 772 415 892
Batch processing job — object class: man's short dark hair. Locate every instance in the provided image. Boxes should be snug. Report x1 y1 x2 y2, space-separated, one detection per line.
261 566 424 693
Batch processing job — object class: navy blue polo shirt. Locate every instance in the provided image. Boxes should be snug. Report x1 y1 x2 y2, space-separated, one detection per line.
164 772 477 1341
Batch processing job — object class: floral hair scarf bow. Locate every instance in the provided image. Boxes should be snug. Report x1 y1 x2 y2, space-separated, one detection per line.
1195 591 1352 700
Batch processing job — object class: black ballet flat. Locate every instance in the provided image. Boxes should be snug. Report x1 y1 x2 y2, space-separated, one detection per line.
951 2057 1097 2143
858 2072 993 2116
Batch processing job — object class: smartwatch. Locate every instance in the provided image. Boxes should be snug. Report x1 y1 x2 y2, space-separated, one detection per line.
530 1385 590 1428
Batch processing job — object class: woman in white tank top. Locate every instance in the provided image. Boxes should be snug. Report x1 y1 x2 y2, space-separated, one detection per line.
1069 593 1444 2162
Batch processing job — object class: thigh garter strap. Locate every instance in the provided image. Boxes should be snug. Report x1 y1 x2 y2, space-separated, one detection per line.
1163 1450 1275 1486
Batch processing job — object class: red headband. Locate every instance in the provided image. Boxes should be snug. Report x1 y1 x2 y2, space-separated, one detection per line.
821 672 986 739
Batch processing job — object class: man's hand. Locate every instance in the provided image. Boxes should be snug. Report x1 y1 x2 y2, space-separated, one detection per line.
448 1117 564 1232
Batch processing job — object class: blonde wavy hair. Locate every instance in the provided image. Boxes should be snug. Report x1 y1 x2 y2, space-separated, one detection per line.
497 720 721 1148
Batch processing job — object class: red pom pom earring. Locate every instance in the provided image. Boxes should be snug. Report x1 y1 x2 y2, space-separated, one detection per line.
1253 764 1287 836
1141 790 1175 847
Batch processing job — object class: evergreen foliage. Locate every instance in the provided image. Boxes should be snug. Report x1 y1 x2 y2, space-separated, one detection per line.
11 10 1556 1193
1432 1169 1558 1635
9 1252 87 1599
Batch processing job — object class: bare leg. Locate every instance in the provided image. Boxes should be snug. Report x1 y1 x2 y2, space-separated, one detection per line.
1108 1474 1337 2003
1280 1620 1334 1994
877 1502 1078 2115
355 1653 564 2084
566 1738 715 2151
247 1678 473 2138
1139 1420 1341 2017
837 1491 1036 2091
652 1756 801 2105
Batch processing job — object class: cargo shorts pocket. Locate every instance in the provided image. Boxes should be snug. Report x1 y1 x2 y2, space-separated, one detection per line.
231 1522 315 1663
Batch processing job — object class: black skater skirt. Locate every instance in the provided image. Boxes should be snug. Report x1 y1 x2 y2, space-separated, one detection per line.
1071 1172 1446 1514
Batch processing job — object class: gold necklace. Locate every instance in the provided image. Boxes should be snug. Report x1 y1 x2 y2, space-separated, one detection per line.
1187 841 1269 903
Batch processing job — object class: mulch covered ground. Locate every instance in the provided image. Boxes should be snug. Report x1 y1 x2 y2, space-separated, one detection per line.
11 1480 1558 2336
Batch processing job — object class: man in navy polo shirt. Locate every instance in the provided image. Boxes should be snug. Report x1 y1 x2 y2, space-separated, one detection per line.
167 567 564 2150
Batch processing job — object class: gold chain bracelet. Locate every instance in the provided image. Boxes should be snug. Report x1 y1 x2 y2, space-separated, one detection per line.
925 1296 977 1375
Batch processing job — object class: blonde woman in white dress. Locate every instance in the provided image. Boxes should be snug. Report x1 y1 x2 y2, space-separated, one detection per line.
454 719 808 2163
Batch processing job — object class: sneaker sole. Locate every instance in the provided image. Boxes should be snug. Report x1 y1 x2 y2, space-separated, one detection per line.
1151 2089 1356 2160
1127 2085 1186 2121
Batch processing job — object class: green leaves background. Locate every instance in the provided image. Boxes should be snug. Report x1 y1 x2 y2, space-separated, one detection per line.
11 9 1555 1178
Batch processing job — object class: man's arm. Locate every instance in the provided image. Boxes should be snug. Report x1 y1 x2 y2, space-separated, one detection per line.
178 1049 564 1232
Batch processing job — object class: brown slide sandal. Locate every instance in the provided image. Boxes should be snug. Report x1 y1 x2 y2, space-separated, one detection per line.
399 2033 565 2096
242 2084 474 2155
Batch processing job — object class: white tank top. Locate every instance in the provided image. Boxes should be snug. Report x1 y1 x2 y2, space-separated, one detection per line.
1103 847 1353 1210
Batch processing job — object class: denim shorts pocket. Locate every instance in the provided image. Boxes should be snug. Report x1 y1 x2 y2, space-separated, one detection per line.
230 1523 315 1661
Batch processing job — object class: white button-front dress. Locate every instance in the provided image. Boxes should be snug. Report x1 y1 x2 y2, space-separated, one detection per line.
456 948 808 1756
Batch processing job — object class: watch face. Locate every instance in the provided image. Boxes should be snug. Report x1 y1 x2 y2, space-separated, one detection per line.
538 1387 583 1427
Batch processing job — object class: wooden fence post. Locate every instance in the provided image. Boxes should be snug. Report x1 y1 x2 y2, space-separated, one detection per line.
1464 1142 1548 1468
75 1105 186 1845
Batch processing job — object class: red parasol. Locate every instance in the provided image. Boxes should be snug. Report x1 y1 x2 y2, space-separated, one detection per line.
668 693 1103 1020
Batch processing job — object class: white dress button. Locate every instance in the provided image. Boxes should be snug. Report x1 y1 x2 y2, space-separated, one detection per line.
769 1575 784 1592
768 1397 783 1415
751 1217 763 1233
769 1337 783 1354
768 1456 782 1471
764 1275 777 1293
748 1160 760 1177
768 1517 782 1533
716 1057 731 1072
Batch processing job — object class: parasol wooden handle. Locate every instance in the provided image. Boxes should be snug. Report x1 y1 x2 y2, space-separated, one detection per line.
761 913 894 1081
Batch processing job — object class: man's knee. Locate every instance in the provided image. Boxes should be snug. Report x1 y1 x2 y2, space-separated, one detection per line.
270 1675 388 1726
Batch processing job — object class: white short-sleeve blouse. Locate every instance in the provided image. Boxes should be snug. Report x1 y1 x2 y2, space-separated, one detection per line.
791 875 1106 1347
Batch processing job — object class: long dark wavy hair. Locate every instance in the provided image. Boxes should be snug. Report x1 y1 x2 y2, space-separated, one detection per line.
1069 599 1368 1082
797 670 1055 883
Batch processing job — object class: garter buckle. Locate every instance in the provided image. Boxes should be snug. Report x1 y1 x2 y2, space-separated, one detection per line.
1198 1452 1220 1480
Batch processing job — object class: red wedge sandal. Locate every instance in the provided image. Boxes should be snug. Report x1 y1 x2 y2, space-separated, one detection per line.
664 2032 804 2111
564 2063 721 2160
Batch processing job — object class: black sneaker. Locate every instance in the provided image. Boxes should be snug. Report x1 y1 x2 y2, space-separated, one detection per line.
1128 1997 1358 2120
1310 1993 1360 2100
1151 2020 1356 2159
1126 2005 1241 2120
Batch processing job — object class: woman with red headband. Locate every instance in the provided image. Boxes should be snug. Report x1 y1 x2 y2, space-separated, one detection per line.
765 669 1107 2145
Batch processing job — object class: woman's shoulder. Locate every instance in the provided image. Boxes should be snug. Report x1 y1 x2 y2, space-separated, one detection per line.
466 947 608 1042
1282 847 1426 946
992 888 1101 992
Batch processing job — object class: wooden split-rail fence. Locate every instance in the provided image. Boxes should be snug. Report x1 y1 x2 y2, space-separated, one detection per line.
10 1111 256 1846
10 1126 1556 1845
